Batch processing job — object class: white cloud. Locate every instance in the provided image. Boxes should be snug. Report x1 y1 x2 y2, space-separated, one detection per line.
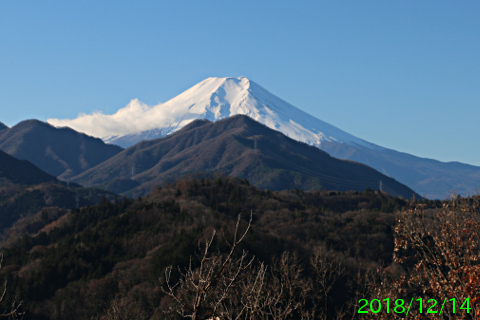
47 99 166 138
47 77 250 141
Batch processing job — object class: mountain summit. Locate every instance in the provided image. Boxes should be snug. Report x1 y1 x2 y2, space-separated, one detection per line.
0 120 123 180
0 122 8 134
152 76 373 148
71 115 418 199
51 77 374 149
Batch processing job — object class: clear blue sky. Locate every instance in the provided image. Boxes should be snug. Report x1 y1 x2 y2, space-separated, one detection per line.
1 1 479 165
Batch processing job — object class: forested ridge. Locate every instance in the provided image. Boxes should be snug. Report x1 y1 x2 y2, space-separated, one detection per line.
0 175 466 319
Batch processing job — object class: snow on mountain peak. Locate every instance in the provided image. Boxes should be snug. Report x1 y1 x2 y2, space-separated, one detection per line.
48 76 375 149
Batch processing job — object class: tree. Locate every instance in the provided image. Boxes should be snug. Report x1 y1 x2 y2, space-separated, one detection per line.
0 256 24 319
161 211 352 320
362 197 480 319
310 247 345 320
162 213 254 319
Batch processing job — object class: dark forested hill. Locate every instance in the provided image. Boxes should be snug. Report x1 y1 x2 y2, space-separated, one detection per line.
0 149 56 185
72 115 418 199
0 175 410 319
0 149 115 238
0 119 123 180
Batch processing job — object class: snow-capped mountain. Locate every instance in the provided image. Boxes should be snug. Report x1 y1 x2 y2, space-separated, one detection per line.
102 77 379 149
48 77 480 199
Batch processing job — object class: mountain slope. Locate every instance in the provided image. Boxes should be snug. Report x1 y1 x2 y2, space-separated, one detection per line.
0 149 56 185
0 120 123 180
320 141 480 199
0 122 7 134
0 149 115 234
72 115 418 199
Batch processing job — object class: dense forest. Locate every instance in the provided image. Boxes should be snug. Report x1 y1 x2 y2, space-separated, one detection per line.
0 175 477 319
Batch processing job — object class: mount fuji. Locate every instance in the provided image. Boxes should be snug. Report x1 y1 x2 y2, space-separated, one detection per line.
48 77 480 199
102 77 378 150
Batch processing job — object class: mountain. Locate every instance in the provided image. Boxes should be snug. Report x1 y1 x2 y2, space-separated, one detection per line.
0 119 123 180
0 149 56 185
71 115 418 199
101 77 375 149
320 142 480 200
0 122 8 134
49 77 480 199
0 149 116 240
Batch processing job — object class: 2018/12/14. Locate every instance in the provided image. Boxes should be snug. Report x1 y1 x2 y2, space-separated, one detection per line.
358 297 471 315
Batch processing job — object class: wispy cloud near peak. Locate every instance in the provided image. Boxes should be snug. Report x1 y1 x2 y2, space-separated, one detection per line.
47 99 163 138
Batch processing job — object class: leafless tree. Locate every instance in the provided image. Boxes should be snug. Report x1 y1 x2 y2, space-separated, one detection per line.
91 298 149 320
163 212 254 320
237 251 314 320
0 256 24 319
161 209 356 320
310 248 345 320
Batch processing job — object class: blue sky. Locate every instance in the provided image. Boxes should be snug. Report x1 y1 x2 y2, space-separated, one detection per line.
1 1 479 165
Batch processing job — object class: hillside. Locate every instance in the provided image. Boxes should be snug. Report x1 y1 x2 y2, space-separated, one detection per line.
0 149 56 185
0 175 409 319
72 115 418 199
0 119 123 180
0 149 115 239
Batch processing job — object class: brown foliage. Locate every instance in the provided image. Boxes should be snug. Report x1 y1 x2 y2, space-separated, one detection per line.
361 197 480 319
